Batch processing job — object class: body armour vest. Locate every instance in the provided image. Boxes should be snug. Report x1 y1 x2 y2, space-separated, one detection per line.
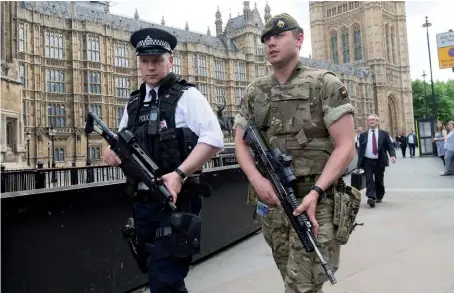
126 73 198 174
252 66 336 177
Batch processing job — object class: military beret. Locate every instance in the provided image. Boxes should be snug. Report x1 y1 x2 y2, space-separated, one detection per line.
260 13 301 43
130 28 177 56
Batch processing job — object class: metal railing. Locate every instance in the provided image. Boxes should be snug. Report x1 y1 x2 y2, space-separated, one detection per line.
1 147 238 193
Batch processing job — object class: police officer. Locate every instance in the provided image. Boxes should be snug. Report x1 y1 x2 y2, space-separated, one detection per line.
235 14 357 292
103 27 224 293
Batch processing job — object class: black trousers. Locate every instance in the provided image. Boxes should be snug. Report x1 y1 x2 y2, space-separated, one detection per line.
133 192 202 293
401 145 407 157
408 143 416 157
364 158 385 200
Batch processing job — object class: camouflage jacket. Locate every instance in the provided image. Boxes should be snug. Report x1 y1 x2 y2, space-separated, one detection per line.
235 61 355 179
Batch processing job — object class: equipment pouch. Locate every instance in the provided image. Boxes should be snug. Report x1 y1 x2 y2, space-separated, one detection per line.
121 218 149 274
333 185 362 245
181 176 212 198
169 212 202 258
191 182 212 198
158 128 181 171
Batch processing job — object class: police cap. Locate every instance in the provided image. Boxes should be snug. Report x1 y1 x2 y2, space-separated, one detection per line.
260 13 302 43
130 27 177 56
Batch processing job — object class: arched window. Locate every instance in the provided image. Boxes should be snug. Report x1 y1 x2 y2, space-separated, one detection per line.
353 24 362 61
6 122 13 148
59 148 64 161
54 148 59 162
331 31 339 64
342 28 350 63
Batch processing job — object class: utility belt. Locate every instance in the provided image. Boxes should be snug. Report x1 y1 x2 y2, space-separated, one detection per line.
128 172 212 204
292 174 335 199
123 174 207 274
122 211 202 274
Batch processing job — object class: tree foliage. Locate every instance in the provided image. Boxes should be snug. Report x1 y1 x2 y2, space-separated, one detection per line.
412 79 454 123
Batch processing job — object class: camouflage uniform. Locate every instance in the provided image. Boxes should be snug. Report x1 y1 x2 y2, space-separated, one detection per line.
235 14 356 293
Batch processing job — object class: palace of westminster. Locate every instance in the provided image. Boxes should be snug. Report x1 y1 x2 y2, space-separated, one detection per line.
1 1 414 168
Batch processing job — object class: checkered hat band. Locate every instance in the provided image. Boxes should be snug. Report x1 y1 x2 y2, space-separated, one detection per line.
136 35 171 51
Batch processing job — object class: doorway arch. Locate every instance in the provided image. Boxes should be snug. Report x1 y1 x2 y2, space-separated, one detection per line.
387 95 398 136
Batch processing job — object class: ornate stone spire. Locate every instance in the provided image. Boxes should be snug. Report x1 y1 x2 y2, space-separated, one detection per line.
185 21 189 31
207 26 211 36
264 1 271 23
243 1 251 23
134 9 139 20
161 15 165 26
215 6 223 36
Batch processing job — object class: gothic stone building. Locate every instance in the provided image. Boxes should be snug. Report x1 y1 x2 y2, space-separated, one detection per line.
1 1 414 168
310 1 414 135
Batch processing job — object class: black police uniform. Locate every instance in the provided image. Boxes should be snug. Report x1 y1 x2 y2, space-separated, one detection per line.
124 28 207 293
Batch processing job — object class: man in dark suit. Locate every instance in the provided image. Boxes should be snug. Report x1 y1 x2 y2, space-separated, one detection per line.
357 114 397 208
407 130 418 158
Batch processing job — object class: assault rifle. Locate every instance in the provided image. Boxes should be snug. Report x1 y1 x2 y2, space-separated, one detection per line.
84 111 177 211
243 122 337 284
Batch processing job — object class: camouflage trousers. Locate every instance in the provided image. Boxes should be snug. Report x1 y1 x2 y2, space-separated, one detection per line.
261 197 340 293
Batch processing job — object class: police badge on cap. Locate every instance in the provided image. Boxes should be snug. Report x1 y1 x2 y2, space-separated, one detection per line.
130 28 177 56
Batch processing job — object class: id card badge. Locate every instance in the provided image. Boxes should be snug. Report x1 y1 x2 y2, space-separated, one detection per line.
256 201 269 217
159 120 168 130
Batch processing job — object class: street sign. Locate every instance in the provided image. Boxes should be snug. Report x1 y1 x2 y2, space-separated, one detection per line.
436 31 454 69
436 31 454 48
437 46 454 69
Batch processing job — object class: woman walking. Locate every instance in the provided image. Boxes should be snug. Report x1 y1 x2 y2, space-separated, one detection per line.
440 121 454 176
433 121 448 166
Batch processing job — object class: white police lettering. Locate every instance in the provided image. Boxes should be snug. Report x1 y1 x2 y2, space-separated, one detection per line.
139 114 150 122
136 35 171 51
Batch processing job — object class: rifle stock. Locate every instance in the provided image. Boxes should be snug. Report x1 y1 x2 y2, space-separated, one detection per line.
243 122 337 284
84 111 177 211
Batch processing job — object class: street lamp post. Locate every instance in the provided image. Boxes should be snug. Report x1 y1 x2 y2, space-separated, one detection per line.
26 131 31 166
422 16 437 119
421 70 429 117
85 105 93 183
47 141 50 168
49 126 57 183
85 108 91 167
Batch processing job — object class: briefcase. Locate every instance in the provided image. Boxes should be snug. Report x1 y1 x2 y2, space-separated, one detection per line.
350 169 366 191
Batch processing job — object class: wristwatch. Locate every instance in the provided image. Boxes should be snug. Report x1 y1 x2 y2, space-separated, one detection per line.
310 185 327 203
175 168 188 184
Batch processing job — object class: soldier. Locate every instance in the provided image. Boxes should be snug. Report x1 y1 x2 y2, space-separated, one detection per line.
234 14 357 292
103 28 224 293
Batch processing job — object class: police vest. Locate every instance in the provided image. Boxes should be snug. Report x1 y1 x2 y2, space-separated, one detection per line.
126 73 198 174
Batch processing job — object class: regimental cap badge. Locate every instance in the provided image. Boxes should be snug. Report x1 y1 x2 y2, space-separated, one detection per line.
261 13 300 43
276 20 286 28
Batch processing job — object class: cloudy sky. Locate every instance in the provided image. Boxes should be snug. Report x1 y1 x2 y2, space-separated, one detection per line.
110 0 453 82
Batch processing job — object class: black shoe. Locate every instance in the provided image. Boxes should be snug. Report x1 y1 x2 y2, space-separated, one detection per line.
376 199 382 203
367 197 376 208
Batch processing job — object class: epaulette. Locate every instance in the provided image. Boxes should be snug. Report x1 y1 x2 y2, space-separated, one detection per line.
127 90 141 106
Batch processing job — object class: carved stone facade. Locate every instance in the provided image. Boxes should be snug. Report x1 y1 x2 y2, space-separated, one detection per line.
1 1 414 168
310 1 414 136
1 60 27 168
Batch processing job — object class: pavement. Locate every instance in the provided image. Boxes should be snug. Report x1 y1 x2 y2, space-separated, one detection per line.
138 153 454 293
